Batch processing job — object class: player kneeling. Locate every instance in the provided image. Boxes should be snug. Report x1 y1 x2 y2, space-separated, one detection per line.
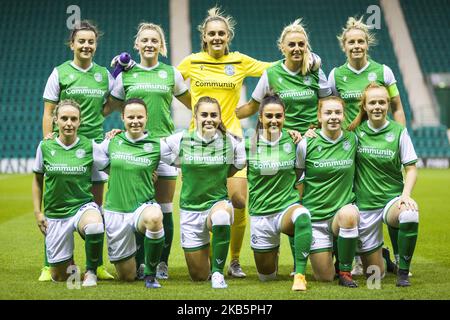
32 100 105 287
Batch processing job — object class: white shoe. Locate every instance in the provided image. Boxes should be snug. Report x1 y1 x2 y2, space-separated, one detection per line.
82 270 97 287
227 260 246 278
156 262 169 280
136 263 145 280
351 260 364 276
211 272 227 289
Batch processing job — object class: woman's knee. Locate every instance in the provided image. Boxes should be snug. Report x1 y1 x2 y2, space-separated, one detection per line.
230 194 246 209
337 208 359 228
141 209 163 230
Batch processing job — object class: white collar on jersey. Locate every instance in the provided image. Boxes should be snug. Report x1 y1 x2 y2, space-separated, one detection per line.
281 61 301 76
55 137 80 150
347 61 371 75
125 131 149 143
196 131 219 143
319 130 343 144
136 62 160 71
259 132 283 146
70 61 94 73
367 120 390 133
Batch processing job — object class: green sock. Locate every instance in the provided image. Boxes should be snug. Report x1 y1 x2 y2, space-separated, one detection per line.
288 235 295 267
135 231 145 267
294 214 312 275
160 212 174 265
144 231 165 276
338 227 358 272
398 222 418 271
388 225 399 257
44 242 49 267
85 233 104 272
211 225 231 274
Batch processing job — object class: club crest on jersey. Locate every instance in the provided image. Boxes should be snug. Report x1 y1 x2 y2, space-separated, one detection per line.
317 146 322 153
158 70 168 79
76 149 86 159
303 76 311 86
224 64 235 76
283 142 292 153
118 140 123 146
94 73 103 82
368 72 377 82
343 140 351 151
143 143 153 152
385 132 395 142
50 150 56 156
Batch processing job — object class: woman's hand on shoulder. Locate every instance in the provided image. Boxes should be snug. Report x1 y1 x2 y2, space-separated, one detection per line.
105 129 122 140
304 128 318 139
287 130 302 144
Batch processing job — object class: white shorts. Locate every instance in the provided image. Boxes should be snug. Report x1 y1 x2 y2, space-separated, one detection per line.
156 161 178 178
92 167 108 183
310 204 360 254
357 197 399 254
180 201 233 251
45 202 101 265
250 203 300 251
104 202 161 262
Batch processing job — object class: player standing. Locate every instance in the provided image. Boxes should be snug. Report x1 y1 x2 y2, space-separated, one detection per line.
32 100 105 287
40 20 114 281
329 16 407 274
349 83 419 286
108 22 191 280
297 96 360 287
160 96 245 288
246 94 312 291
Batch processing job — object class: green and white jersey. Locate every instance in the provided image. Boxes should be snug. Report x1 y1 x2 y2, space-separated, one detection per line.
43 61 114 142
297 129 357 221
161 130 245 211
246 129 300 216
252 61 331 134
111 62 188 138
33 136 100 219
355 121 418 210
97 132 161 213
329 60 397 127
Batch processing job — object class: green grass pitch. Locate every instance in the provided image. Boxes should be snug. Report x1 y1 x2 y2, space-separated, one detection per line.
1 169 449 300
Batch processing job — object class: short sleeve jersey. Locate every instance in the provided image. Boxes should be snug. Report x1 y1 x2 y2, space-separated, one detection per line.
246 129 300 216
160 130 245 211
354 121 418 210
33 136 95 219
297 130 357 221
177 52 272 137
252 61 331 134
99 132 161 213
329 60 397 127
43 61 112 142
111 63 188 138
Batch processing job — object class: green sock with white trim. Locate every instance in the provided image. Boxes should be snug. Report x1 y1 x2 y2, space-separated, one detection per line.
144 229 165 276
294 214 312 275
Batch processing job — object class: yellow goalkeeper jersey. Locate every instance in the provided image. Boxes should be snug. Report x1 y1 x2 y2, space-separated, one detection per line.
177 51 271 137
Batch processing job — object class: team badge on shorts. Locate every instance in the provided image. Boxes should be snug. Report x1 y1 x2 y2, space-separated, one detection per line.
94 73 103 82
385 132 395 143
283 142 292 154
303 76 312 86
343 140 351 151
251 234 258 244
143 143 153 152
76 149 86 159
158 70 168 79
368 72 377 82
224 65 235 76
